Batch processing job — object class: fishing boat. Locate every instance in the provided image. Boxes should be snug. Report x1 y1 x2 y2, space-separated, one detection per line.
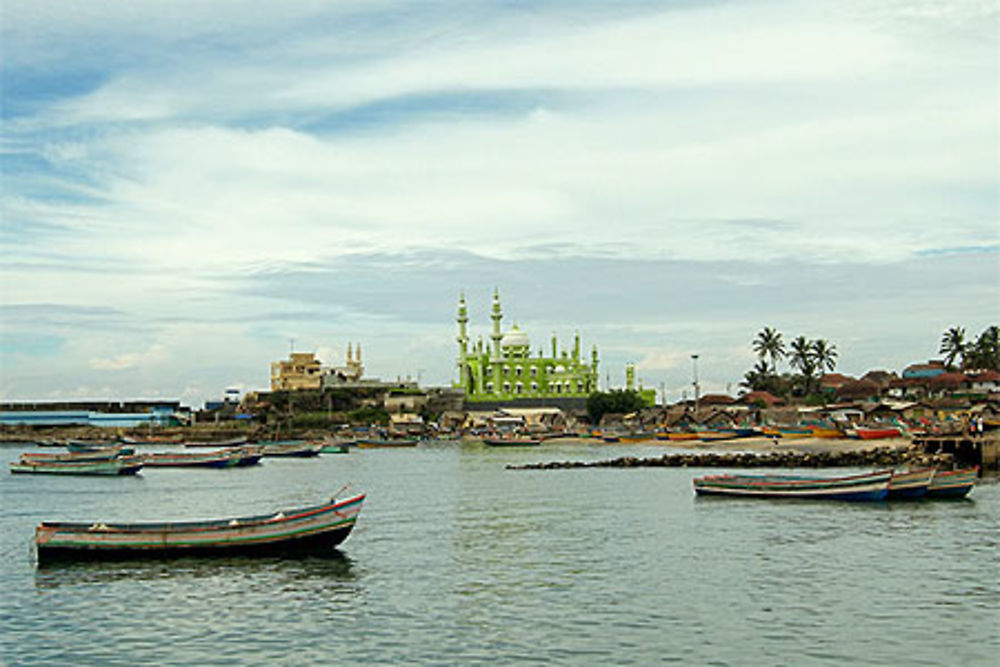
23 447 132 463
10 456 143 476
693 470 892 501
926 467 978 498
482 436 541 447
319 440 353 454
34 492 366 562
234 445 264 466
662 431 699 441
851 427 902 440
356 438 418 448
809 426 847 438
181 436 249 448
66 441 131 453
260 442 323 457
141 447 245 468
888 468 936 499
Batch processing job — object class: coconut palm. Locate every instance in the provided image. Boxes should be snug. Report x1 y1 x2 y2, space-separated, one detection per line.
789 336 817 394
752 327 785 374
939 326 966 369
740 359 772 392
965 326 1000 371
812 339 838 373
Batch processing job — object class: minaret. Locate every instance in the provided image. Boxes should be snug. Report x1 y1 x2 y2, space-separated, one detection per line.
626 363 636 391
591 345 600 388
457 292 469 389
490 287 503 357
456 292 469 358
346 342 353 364
551 331 558 358
573 330 581 361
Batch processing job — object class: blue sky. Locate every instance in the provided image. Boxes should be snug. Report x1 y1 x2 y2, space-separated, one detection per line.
1 0 997 406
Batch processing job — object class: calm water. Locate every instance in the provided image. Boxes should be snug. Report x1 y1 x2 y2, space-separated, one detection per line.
1 441 997 665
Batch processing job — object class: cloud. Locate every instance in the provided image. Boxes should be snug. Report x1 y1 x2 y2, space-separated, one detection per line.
89 343 167 371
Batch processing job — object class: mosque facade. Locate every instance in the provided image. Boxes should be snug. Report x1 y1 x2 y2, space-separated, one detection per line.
455 289 599 405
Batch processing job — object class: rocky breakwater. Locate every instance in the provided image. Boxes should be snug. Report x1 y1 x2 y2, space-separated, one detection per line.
508 446 955 471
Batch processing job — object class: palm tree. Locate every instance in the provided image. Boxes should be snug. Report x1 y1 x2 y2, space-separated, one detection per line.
939 326 966 370
966 326 1000 371
812 339 838 373
789 336 817 394
740 359 772 392
752 327 785 374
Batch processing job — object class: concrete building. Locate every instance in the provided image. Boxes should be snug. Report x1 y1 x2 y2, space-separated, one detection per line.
270 352 323 391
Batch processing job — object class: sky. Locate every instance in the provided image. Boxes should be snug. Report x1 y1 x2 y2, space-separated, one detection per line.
1 0 998 407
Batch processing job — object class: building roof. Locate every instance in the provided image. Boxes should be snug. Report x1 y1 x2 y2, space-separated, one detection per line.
739 391 783 406
820 373 854 388
699 393 736 406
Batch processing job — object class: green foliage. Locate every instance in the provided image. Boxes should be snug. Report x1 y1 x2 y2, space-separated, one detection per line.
347 406 390 426
586 390 648 423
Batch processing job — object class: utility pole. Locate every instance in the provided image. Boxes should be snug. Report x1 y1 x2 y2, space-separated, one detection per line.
691 354 700 417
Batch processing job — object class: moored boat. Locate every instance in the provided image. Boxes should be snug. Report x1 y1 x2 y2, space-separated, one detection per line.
319 440 353 454
356 438 418 448
482 436 541 447
66 441 130 453
35 492 365 562
260 442 323 457
24 447 132 463
888 468 936 499
141 447 244 468
926 467 978 498
693 470 892 501
10 456 143 476
182 436 249 448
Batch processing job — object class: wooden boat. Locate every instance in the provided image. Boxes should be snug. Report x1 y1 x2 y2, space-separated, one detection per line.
693 470 892 501
260 442 323 457
66 441 132 454
888 468 936 499
663 431 700 441
141 447 244 468
618 432 657 443
926 467 978 498
851 427 902 440
35 493 365 562
181 436 249 448
356 438 418 448
809 426 846 438
10 456 143 476
482 437 541 447
234 445 264 466
319 441 353 454
24 447 132 463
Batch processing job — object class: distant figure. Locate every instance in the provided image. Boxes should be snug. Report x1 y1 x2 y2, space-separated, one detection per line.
977 416 984 435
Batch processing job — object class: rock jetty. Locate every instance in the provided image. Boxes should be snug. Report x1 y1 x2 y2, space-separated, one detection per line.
507 446 954 471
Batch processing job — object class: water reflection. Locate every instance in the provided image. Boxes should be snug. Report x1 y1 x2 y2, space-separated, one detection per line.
34 548 356 589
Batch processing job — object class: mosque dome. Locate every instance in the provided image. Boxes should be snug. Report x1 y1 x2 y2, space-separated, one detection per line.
500 325 530 350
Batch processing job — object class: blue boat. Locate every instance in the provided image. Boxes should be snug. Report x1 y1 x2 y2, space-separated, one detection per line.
693 470 891 501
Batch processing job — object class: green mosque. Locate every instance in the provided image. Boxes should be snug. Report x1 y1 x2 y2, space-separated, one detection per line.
455 289 600 407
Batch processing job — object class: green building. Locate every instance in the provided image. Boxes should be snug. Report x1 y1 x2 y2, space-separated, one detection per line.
455 289 599 406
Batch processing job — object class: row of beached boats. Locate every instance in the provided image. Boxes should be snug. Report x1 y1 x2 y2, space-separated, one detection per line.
692 466 978 501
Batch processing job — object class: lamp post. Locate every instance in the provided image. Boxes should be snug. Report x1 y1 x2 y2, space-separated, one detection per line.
691 354 700 417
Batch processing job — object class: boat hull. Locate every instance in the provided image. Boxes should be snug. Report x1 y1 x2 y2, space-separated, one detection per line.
35 494 365 563
926 467 978 498
693 470 892 501
888 468 935 499
483 438 541 447
10 458 143 476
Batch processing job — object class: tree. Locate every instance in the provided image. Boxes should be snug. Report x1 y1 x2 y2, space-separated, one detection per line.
939 326 966 370
752 327 785 374
789 336 817 395
740 359 772 393
965 325 1000 371
812 339 838 373
586 390 648 424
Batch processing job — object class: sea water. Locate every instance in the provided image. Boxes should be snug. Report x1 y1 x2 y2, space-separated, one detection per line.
1 441 997 665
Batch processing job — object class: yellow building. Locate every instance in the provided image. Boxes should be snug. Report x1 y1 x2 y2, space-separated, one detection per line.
270 352 323 391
